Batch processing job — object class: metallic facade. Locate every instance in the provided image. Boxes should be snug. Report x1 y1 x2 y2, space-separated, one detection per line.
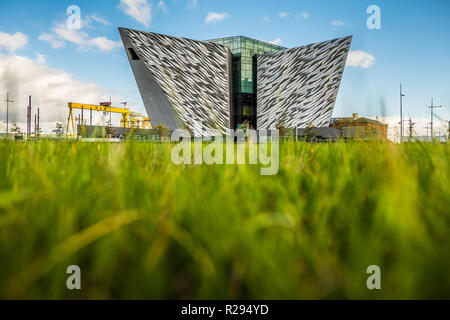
119 28 352 133
119 28 233 136
257 36 352 129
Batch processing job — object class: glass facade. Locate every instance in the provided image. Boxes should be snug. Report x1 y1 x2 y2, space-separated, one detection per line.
207 36 285 129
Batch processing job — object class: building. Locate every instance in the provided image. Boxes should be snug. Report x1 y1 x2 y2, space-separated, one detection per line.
76 125 172 141
119 28 352 136
330 114 388 140
207 36 285 130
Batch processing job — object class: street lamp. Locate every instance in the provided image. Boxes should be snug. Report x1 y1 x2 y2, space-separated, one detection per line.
399 84 405 142
429 98 443 140
5 92 14 135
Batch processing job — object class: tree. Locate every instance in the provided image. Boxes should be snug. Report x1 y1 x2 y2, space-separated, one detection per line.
10 123 23 140
242 120 250 131
105 126 114 138
35 127 42 139
304 123 318 141
154 122 170 141
52 123 65 138
10 123 21 134
275 121 286 131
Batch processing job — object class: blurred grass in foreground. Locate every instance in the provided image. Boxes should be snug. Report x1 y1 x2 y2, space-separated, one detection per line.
0 140 449 299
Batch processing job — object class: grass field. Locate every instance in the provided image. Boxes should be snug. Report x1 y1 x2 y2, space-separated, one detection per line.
0 140 449 299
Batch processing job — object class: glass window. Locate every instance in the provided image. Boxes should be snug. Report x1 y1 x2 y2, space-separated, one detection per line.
242 57 252 68
242 85 251 94
241 37 246 49
242 105 251 116
242 71 252 86
236 40 242 50
257 41 264 51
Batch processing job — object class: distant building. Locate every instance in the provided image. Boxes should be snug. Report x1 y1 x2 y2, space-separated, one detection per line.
77 125 172 141
330 114 388 140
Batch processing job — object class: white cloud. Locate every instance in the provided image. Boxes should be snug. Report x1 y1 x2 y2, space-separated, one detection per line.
296 12 309 19
39 23 122 52
205 12 229 24
90 14 112 26
279 12 289 18
346 50 376 69
54 24 86 45
0 54 117 129
39 33 65 49
119 0 152 27
269 38 283 46
88 37 123 51
332 20 345 26
157 1 168 12
0 31 28 53
35 53 47 64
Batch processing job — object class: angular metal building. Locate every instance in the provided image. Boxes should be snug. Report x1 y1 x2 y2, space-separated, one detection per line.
119 28 233 136
257 36 352 129
119 28 352 134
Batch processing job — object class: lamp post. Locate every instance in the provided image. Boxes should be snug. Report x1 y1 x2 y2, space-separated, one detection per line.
5 92 14 135
429 98 443 140
399 84 405 142
447 121 450 141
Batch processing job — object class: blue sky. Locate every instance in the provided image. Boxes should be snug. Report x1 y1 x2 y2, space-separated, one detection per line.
0 0 449 135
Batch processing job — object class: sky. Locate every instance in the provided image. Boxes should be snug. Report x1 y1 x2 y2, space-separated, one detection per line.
0 0 449 138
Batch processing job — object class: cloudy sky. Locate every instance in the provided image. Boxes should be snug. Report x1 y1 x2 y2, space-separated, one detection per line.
0 0 449 137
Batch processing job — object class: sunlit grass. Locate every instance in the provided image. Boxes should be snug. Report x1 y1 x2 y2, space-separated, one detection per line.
0 139 449 299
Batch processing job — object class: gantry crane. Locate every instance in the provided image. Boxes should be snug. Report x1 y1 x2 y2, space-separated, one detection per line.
128 111 152 129
66 102 152 138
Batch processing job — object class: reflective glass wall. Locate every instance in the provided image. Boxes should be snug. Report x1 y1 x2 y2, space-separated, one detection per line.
208 36 285 128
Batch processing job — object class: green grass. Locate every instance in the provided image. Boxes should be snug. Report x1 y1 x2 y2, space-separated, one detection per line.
0 139 449 299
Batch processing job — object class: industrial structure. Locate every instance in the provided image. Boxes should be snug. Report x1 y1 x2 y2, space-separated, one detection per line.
118 28 352 136
66 102 151 138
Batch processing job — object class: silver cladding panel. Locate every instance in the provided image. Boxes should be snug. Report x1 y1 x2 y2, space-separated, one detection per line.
120 28 232 136
257 36 352 129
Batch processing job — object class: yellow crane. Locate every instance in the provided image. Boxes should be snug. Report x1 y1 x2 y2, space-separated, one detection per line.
66 102 152 138
128 111 152 129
